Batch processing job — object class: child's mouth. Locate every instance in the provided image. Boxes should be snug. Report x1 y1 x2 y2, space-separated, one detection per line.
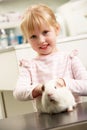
40 44 49 50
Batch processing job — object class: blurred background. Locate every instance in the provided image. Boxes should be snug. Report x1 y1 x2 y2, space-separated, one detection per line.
0 0 87 48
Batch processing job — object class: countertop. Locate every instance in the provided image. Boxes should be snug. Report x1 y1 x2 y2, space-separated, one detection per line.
0 102 87 130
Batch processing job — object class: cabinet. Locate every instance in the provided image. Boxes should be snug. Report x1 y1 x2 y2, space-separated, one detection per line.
0 21 20 29
0 19 23 48
0 45 36 119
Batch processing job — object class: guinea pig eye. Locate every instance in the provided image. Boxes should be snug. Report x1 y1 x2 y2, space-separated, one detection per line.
54 86 57 89
42 85 45 91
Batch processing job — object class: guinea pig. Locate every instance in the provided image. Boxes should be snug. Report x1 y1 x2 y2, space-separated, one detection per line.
36 79 76 114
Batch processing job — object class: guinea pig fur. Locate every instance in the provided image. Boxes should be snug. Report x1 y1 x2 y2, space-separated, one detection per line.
36 80 76 114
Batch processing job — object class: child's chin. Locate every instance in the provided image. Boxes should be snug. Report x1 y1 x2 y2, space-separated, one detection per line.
40 51 51 55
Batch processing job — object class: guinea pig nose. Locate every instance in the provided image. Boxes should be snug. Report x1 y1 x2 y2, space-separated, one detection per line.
47 93 53 97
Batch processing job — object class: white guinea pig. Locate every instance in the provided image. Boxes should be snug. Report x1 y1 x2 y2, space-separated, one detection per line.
36 80 76 114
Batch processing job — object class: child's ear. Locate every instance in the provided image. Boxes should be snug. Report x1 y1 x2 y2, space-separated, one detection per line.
55 23 60 35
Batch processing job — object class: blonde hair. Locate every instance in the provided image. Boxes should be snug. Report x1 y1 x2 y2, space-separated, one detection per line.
20 4 59 40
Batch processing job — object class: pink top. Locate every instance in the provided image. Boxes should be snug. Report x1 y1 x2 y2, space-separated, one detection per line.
13 50 87 103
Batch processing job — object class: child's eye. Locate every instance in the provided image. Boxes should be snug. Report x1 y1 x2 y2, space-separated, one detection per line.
43 30 49 35
30 35 37 39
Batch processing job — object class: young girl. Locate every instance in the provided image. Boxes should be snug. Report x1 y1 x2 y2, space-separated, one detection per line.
13 4 87 104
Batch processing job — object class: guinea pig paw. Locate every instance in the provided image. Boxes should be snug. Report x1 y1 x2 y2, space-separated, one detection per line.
67 106 73 112
73 103 77 109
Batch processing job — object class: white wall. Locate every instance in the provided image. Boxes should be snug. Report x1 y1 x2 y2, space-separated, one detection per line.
0 0 69 13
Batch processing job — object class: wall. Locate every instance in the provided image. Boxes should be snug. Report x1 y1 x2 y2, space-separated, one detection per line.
0 0 69 13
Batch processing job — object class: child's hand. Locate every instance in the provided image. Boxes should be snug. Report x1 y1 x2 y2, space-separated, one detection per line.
32 84 43 98
37 84 43 95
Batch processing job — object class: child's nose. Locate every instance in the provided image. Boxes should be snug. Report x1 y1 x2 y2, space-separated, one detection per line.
39 35 45 44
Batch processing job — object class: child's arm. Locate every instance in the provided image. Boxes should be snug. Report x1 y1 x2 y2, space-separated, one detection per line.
13 66 42 101
64 56 87 96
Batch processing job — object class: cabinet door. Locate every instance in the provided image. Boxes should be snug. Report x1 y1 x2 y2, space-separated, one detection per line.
3 91 35 117
0 49 18 91
0 92 5 119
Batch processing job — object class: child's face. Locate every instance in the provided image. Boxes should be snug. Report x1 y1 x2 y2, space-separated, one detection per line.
28 24 59 55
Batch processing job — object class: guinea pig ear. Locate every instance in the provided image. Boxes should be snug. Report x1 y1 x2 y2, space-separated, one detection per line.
56 79 64 87
42 85 45 91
